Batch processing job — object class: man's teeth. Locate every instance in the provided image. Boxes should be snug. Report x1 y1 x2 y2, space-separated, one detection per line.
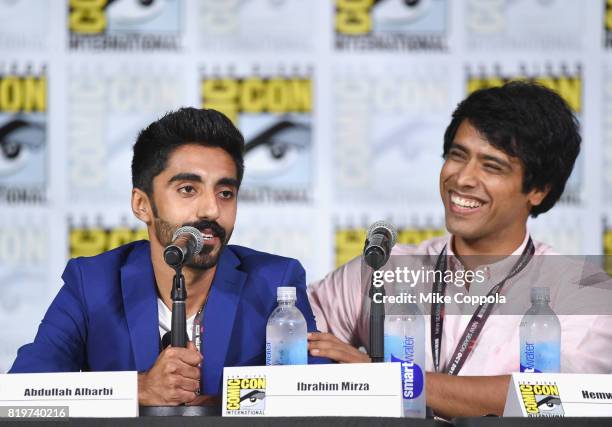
202 233 214 240
451 194 482 208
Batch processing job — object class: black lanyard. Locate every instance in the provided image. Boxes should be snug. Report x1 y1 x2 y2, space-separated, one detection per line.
430 238 535 375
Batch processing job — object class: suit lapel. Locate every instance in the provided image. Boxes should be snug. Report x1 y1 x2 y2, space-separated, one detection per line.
202 247 247 394
120 242 160 372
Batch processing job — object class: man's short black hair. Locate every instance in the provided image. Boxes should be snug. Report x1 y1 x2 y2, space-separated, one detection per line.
132 107 245 196
443 81 581 217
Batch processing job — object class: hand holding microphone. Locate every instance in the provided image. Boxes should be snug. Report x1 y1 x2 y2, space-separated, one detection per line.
138 226 206 406
138 341 202 406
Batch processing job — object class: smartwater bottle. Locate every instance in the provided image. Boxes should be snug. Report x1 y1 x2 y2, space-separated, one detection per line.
266 286 308 365
384 284 426 418
519 287 561 373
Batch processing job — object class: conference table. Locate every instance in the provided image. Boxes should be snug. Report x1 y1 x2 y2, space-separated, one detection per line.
0 417 611 426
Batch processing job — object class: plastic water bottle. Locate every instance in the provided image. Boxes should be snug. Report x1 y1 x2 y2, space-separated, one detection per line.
384 284 426 418
266 286 307 365
519 287 561 373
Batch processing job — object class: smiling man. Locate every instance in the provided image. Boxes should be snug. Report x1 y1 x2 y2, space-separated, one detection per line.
10 108 325 405
307 82 612 418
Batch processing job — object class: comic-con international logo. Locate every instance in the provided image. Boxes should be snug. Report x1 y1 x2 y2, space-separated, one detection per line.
519 382 564 417
334 0 448 51
69 219 147 258
0 66 46 205
466 64 582 205
68 0 181 51
225 377 266 415
201 67 312 203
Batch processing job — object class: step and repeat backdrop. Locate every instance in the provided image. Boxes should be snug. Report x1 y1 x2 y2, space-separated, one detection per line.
0 0 611 371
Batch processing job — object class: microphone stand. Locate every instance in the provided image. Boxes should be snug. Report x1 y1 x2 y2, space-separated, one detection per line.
369 270 385 363
170 266 187 348
139 265 220 417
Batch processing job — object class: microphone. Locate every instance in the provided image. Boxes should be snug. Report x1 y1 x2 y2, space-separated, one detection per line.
363 220 397 270
163 226 204 268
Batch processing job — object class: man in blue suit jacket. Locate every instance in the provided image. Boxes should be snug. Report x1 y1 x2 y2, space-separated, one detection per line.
10 108 326 405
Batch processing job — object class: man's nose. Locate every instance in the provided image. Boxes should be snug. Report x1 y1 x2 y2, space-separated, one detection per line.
197 190 220 221
455 160 479 188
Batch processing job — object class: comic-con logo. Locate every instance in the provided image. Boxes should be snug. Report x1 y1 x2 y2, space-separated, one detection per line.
69 219 148 258
0 66 46 204
68 0 181 51
201 68 312 203
225 377 266 415
335 0 447 51
519 382 564 417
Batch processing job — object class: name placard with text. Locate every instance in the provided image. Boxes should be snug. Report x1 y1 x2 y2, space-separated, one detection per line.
0 371 138 418
222 363 402 417
504 372 612 417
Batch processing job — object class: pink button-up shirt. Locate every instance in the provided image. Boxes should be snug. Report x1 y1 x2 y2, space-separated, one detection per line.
308 235 612 375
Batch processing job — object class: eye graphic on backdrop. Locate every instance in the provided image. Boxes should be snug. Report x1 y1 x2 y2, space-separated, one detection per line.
0 118 45 177
372 121 442 158
373 0 432 25
106 0 166 25
244 119 309 178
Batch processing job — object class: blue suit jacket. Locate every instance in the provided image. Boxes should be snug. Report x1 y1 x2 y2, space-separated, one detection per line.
10 241 327 395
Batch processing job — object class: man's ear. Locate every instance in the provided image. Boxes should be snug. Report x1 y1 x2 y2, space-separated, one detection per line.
527 185 550 208
131 188 153 225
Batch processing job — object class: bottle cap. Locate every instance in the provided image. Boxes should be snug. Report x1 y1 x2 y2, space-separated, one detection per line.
277 286 296 302
530 287 550 303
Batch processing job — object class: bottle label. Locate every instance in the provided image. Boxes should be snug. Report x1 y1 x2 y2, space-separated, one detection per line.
384 335 424 400
520 341 560 373
265 339 307 366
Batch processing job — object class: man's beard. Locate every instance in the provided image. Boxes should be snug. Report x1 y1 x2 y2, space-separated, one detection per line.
153 216 231 270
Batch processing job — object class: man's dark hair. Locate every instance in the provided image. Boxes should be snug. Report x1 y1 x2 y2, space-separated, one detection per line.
132 107 245 196
443 81 581 217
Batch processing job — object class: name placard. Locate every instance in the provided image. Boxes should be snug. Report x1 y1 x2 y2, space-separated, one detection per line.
0 371 138 418
222 362 402 417
504 373 612 417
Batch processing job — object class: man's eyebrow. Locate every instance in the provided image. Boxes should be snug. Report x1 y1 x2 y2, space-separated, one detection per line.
217 177 239 188
481 154 512 169
168 173 203 184
449 142 469 153
450 142 512 169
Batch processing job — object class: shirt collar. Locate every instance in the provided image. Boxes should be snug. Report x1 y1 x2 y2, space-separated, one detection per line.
445 231 531 285
446 231 530 258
